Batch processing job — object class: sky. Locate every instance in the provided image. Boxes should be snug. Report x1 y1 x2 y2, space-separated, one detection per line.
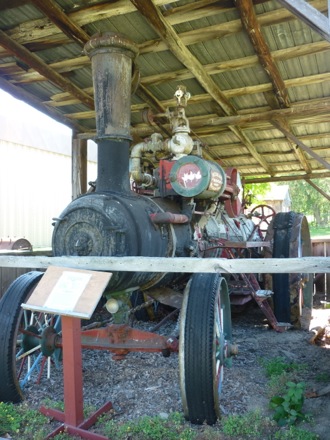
0 88 72 136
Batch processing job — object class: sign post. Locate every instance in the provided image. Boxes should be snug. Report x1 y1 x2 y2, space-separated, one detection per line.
22 266 112 440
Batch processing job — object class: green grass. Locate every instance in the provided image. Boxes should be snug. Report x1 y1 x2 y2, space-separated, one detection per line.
0 357 319 440
309 226 330 238
0 402 321 440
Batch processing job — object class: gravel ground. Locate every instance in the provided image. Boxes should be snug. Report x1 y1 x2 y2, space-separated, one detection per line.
22 297 330 439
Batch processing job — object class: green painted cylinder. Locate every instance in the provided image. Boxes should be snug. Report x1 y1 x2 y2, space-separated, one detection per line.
169 155 227 199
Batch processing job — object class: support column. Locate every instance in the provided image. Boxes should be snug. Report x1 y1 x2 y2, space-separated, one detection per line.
72 135 87 199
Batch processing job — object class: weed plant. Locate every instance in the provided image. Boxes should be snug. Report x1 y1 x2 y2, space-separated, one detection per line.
98 411 197 440
270 381 308 426
0 401 49 439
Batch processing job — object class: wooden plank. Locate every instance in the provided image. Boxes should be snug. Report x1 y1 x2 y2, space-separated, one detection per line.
0 255 329 273
244 171 330 183
31 0 90 46
277 0 330 42
1 0 326 58
236 0 290 109
0 28 94 109
72 137 87 199
48 71 330 111
23 266 111 319
10 41 329 87
305 179 330 201
0 76 85 132
272 120 330 170
131 0 235 117
276 119 312 173
131 0 274 175
63 77 330 122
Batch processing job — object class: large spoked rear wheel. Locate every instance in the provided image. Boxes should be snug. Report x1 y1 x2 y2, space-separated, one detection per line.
179 273 232 425
0 271 61 403
266 212 313 329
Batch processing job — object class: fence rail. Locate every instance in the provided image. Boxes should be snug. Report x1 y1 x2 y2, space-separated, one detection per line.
1 253 329 299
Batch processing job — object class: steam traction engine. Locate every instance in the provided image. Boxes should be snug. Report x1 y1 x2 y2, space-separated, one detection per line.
0 33 312 425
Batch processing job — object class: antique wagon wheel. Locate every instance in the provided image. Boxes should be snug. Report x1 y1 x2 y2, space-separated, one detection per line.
265 212 313 329
250 204 276 236
0 272 61 403
179 273 233 425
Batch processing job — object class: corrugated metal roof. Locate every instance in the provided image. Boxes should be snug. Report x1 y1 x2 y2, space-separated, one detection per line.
0 0 329 184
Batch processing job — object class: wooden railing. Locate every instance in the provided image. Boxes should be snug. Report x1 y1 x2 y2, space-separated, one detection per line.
1 251 329 299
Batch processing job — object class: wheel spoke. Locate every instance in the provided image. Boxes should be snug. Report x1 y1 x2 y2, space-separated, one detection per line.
20 352 43 388
16 344 42 360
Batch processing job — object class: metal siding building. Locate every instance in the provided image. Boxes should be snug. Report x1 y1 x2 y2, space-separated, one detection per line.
0 112 96 248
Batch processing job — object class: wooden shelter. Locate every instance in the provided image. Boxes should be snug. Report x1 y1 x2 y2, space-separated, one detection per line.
0 0 329 198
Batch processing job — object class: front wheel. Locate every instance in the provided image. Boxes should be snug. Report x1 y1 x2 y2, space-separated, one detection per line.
0 271 61 403
179 273 233 425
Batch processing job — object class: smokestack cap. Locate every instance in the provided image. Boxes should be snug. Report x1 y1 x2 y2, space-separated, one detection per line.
84 31 139 59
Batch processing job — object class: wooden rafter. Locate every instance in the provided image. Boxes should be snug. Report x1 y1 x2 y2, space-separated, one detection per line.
133 0 273 173
132 1 235 116
45 70 330 115
8 40 330 91
277 0 330 42
0 0 329 182
245 172 330 183
0 28 94 109
274 119 312 174
305 179 330 201
0 75 84 131
30 0 169 127
64 98 330 129
4 40 329 87
31 0 90 46
272 120 330 171
236 0 290 109
0 0 326 58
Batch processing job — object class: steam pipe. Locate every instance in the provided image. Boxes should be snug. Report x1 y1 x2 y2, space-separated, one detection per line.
84 32 139 193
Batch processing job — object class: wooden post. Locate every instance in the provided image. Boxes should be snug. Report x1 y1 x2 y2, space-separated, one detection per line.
41 315 112 439
62 316 84 426
72 135 87 199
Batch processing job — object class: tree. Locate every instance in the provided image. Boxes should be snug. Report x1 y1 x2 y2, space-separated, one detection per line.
243 182 271 206
281 178 330 226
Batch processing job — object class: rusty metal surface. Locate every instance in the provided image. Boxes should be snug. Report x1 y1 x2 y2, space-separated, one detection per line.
79 324 178 357
0 237 32 251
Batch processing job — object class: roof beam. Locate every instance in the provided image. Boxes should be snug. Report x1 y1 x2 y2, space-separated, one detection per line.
1 0 326 58
244 172 330 183
135 1 272 173
30 0 168 127
274 119 312 174
236 0 290 109
0 28 94 109
277 0 330 42
272 119 330 171
124 97 330 130
0 75 84 131
305 178 330 201
131 0 236 116
46 70 330 112
30 0 90 46
3 40 329 87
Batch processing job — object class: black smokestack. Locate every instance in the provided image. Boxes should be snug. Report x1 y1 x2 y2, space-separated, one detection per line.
84 32 139 193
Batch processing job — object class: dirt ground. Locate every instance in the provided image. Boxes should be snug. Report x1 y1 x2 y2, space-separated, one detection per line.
23 294 330 439
224 300 330 439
